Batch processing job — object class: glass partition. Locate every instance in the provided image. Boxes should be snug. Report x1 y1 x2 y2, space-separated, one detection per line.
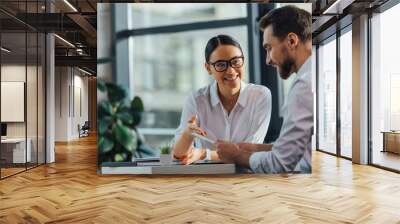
317 36 337 155
1 31 28 177
339 29 352 158
0 1 46 179
371 3 400 171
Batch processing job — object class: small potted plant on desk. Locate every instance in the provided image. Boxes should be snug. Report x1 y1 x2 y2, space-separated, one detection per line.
159 145 172 166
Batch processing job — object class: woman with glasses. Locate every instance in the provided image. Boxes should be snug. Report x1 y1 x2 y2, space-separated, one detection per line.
173 34 272 165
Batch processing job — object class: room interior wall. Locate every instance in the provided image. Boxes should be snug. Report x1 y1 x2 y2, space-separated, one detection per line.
55 66 89 141
1 65 39 139
1 63 45 163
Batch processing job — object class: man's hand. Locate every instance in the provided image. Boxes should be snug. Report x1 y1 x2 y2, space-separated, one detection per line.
215 140 252 168
236 143 272 152
236 142 258 152
215 140 240 164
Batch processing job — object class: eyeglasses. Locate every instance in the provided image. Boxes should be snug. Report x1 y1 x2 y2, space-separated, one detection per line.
208 56 244 72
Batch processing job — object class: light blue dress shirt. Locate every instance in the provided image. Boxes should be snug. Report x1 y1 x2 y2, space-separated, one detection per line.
174 80 272 150
250 57 313 173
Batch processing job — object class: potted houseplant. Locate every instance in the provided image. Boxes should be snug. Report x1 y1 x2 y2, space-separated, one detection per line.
97 80 155 164
159 145 172 165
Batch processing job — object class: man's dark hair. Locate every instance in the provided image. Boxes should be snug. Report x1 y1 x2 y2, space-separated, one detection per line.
205 34 243 62
259 5 311 42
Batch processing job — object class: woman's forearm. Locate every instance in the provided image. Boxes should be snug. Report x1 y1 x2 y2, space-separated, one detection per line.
173 131 194 158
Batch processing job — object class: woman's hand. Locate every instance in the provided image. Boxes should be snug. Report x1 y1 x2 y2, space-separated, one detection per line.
184 115 207 137
173 115 207 162
182 148 206 165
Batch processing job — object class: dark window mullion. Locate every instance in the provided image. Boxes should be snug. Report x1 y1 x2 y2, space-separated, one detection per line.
25 0 28 171
117 17 249 39
316 44 319 150
0 27 2 179
337 30 341 157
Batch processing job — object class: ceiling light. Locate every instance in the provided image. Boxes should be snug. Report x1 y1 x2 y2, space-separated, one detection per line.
1 47 11 53
54 34 75 48
63 0 78 12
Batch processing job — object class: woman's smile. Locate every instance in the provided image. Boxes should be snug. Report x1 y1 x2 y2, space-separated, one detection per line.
223 75 239 82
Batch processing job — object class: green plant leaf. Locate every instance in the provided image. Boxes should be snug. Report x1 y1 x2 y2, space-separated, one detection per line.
160 145 171 154
106 83 127 103
98 117 112 135
114 122 137 152
98 101 113 116
98 136 114 154
117 112 133 125
114 153 127 162
98 80 106 92
131 96 144 112
131 111 142 127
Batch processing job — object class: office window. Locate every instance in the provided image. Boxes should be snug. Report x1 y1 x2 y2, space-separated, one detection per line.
371 3 400 171
339 29 352 158
318 36 337 154
131 4 247 29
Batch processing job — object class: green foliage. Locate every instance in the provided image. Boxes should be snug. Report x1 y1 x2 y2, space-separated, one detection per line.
160 145 171 155
131 96 144 112
97 80 153 163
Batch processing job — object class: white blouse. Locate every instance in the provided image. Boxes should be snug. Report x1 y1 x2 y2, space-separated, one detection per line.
174 80 272 150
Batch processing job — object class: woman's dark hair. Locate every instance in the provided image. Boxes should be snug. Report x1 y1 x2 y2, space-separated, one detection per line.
205 35 243 62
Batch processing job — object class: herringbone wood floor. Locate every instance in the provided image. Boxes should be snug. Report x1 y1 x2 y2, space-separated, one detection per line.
1 135 400 224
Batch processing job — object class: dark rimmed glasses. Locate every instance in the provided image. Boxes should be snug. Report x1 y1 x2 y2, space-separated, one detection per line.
208 56 244 72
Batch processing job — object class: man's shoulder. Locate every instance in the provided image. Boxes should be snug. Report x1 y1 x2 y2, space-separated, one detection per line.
292 70 312 93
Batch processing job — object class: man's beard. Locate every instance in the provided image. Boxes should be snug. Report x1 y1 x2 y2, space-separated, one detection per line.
278 56 295 80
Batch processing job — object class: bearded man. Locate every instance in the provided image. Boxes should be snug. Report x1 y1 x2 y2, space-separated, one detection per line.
215 5 313 173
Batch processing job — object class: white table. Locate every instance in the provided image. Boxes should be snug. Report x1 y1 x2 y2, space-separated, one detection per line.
1 138 31 163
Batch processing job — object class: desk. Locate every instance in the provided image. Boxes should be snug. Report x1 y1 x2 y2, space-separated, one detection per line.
1 138 31 163
381 131 400 154
100 162 236 175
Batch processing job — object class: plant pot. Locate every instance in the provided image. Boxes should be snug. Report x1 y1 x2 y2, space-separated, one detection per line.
159 154 172 166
